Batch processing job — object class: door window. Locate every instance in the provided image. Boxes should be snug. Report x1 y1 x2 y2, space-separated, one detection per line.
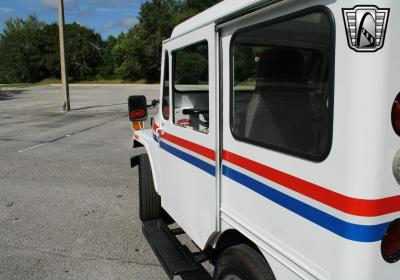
173 41 209 134
231 10 334 161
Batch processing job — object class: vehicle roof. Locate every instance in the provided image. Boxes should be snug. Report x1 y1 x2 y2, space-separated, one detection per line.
171 0 277 39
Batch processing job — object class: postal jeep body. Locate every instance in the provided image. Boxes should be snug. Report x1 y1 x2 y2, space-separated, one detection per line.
128 0 400 279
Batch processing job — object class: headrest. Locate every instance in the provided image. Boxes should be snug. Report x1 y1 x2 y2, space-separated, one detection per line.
257 48 305 83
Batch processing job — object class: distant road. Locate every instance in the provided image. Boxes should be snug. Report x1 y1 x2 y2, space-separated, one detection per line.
0 85 169 280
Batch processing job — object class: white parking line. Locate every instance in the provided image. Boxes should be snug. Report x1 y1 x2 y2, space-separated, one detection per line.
18 143 48 153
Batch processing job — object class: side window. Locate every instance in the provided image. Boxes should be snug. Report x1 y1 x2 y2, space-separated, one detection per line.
231 11 333 160
162 52 170 120
173 41 209 134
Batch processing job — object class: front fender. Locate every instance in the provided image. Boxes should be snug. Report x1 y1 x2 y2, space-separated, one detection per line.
132 128 161 193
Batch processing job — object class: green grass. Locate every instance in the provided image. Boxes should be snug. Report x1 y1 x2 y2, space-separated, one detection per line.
0 83 36 88
38 78 61 84
0 78 159 88
75 79 159 85
74 79 128 84
133 79 147 84
0 78 60 88
74 79 159 84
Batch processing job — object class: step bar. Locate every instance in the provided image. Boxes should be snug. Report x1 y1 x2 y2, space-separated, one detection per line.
142 219 211 279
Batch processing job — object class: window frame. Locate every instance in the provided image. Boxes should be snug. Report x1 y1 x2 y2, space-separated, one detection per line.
171 39 210 132
229 5 336 162
161 50 170 121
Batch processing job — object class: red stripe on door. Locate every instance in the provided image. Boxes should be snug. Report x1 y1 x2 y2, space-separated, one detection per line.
223 150 400 217
161 132 215 161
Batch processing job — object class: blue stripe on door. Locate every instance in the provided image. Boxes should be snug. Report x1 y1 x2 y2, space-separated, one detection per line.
222 165 389 243
160 141 215 176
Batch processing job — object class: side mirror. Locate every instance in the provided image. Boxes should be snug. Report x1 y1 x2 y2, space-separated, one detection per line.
128 95 147 122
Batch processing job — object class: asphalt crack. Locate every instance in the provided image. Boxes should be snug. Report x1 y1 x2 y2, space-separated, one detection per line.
17 114 128 153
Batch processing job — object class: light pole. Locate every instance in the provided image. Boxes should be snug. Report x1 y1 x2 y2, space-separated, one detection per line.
58 0 71 111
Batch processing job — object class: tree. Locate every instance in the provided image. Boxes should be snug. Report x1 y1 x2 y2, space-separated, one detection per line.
0 17 104 83
175 43 208 84
113 29 143 81
0 15 47 83
0 0 222 83
126 0 178 82
116 0 221 82
64 23 103 81
176 0 221 22
96 35 118 79
40 23 61 80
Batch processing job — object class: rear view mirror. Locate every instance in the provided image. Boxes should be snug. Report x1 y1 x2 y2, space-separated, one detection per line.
128 95 147 122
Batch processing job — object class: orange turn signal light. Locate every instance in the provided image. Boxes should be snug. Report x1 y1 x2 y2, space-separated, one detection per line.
132 121 144 131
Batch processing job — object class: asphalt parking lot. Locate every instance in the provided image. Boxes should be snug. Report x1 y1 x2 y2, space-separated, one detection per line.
0 84 170 280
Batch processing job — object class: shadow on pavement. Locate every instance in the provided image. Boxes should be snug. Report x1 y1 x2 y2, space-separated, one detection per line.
0 89 27 101
181 271 212 280
72 103 127 111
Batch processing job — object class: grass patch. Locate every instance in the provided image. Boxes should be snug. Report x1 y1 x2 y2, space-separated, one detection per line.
39 78 61 84
0 83 35 88
0 78 60 88
75 79 158 85
74 79 128 84
0 78 158 88
133 79 147 84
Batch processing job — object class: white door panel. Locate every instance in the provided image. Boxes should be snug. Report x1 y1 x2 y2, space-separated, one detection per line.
158 23 217 248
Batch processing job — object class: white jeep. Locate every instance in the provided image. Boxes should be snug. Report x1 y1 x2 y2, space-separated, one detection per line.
129 1 400 279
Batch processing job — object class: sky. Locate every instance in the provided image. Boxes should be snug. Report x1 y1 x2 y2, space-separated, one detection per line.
0 0 147 38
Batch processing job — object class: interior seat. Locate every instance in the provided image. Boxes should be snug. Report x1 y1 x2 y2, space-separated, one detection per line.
244 48 316 154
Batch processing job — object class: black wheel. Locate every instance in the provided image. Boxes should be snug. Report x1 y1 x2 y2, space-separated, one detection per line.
138 154 161 221
213 244 275 280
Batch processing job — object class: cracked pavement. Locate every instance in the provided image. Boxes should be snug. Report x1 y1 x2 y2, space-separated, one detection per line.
0 85 168 280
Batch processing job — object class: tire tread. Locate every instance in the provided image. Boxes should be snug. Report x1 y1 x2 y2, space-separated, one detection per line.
213 244 275 280
138 154 161 221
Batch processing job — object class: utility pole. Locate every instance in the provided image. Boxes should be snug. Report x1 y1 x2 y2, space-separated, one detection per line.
58 0 71 111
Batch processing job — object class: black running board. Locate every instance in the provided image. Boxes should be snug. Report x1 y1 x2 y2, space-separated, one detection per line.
142 219 211 279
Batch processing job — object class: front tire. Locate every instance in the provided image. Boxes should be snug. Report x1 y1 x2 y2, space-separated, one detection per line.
213 244 275 280
138 154 161 221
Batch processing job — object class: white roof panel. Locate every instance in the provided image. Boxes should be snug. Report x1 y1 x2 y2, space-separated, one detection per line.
171 0 267 39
